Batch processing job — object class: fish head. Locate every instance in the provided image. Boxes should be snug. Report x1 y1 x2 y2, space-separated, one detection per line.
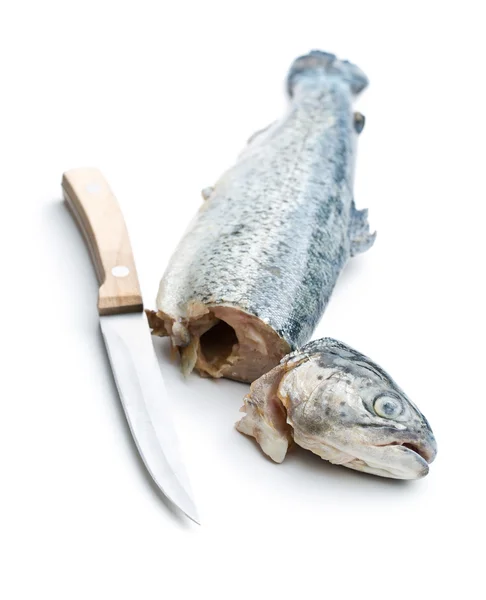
279 338 437 479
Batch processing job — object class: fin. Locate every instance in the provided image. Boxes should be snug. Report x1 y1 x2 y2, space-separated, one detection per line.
201 187 214 201
287 50 368 97
349 201 376 257
247 121 275 145
354 112 365 134
238 121 277 159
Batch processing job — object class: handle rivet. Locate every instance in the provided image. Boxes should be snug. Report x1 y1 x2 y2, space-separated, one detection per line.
112 265 130 278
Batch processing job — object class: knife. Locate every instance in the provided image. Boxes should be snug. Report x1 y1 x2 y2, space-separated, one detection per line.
62 167 199 523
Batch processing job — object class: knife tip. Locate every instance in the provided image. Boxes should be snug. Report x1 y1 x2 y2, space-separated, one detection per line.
183 506 201 526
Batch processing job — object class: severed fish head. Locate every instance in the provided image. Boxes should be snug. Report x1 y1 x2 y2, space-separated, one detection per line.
236 338 437 479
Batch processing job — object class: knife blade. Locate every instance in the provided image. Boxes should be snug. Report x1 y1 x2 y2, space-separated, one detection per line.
62 167 198 523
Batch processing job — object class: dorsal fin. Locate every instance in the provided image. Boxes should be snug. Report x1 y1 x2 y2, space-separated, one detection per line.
349 201 376 256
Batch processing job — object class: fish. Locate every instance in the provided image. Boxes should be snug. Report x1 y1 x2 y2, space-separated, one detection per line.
148 50 375 383
236 338 437 479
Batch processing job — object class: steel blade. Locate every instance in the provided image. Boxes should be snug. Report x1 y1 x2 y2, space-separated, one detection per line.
99 312 199 523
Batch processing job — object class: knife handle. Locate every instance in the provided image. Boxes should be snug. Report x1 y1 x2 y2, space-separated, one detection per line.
62 167 143 316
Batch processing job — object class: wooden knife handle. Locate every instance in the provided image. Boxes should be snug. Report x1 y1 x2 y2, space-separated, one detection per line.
62 167 143 316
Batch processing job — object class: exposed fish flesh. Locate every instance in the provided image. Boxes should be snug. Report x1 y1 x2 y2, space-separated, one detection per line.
149 50 375 383
236 338 437 479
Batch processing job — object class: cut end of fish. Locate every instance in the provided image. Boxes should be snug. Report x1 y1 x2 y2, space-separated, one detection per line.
148 306 290 383
236 337 437 480
236 366 293 461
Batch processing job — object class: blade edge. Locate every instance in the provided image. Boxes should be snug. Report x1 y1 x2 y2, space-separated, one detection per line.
99 313 199 523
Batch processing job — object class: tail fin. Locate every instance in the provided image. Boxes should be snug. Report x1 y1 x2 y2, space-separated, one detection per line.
287 50 368 97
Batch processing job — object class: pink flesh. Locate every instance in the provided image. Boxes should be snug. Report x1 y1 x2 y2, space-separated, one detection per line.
236 363 294 462
147 306 290 383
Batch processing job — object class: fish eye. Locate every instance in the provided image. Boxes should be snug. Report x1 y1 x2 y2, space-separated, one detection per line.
373 395 404 420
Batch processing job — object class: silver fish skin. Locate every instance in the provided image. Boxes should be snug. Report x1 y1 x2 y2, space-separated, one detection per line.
151 51 375 383
236 338 437 479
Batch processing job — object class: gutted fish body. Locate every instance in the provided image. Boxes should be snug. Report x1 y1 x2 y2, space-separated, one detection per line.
236 338 437 479
150 51 375 383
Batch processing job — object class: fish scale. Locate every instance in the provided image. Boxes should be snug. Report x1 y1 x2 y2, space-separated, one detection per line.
150 50 375 383
236 337 437 479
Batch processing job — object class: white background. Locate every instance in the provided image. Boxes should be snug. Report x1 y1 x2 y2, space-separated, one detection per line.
1 1 484 598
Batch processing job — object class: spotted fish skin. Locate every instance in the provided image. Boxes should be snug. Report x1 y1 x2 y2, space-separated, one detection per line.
152 51 375 382
236 337 438 479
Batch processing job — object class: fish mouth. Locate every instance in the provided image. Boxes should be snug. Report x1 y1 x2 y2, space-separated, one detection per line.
384 438 437 465
351 436 438 479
